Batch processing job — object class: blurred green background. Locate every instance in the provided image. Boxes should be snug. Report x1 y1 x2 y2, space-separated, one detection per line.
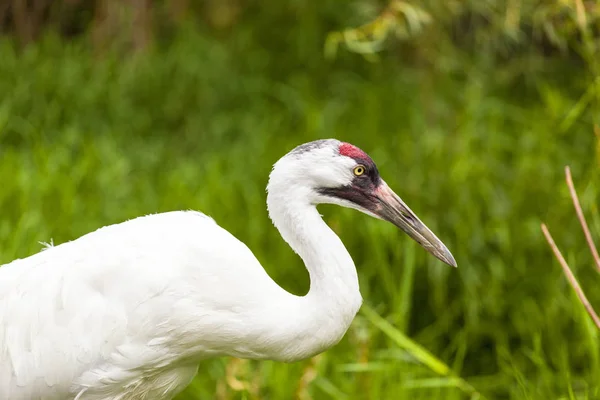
1 0 600 399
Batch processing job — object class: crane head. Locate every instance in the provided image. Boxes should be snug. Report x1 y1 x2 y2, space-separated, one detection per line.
272 139 457 268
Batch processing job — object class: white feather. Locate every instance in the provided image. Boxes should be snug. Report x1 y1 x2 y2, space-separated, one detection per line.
0 139 368 400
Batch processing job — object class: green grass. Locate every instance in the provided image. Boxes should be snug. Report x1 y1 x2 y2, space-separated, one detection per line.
0 15 599 399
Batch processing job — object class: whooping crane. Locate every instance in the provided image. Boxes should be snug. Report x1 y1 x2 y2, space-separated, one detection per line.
0 139 456 399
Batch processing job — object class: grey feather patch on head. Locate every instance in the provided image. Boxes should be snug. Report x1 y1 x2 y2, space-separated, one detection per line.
288 139 340 157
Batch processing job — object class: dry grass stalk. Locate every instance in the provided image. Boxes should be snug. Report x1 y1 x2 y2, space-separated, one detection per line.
541 166 600 330
564 166 600 272
295 354 322 400
573 0 588 29
541 224 600 329
223 358 260 398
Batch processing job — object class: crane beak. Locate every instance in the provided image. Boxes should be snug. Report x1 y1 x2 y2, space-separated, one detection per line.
373 181 457 268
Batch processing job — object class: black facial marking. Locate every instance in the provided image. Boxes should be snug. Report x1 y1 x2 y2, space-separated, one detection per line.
317 185 379 210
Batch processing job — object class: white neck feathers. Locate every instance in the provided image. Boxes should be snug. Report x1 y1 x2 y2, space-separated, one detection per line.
263 160 363 360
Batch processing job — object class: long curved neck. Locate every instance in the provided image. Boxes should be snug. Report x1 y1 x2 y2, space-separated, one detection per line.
269 197 361 302
265 183 363 360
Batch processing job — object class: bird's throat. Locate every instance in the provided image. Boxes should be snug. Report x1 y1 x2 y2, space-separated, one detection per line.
266 193 363 358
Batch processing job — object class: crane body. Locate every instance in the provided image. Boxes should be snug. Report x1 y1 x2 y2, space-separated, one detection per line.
0 139 455 399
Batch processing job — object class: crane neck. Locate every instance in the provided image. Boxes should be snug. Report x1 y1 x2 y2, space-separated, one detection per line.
280 203 360 297
266 184 363 342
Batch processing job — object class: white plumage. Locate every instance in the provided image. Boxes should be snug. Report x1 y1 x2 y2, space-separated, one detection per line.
0 139 456 399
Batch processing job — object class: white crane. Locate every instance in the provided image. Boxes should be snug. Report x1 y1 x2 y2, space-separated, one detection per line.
0 139 456 400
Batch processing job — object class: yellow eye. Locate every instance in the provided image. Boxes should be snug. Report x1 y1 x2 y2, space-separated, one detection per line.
353 165 365 176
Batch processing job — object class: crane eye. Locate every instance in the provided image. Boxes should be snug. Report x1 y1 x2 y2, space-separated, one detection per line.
353 165 366 176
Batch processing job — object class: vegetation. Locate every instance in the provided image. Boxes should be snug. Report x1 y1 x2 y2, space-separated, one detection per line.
0 1 599 399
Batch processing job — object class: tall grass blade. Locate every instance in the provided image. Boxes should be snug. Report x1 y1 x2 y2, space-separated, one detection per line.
360 304 483 398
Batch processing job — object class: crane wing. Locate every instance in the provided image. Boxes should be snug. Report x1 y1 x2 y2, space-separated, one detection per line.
0 211 281 399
